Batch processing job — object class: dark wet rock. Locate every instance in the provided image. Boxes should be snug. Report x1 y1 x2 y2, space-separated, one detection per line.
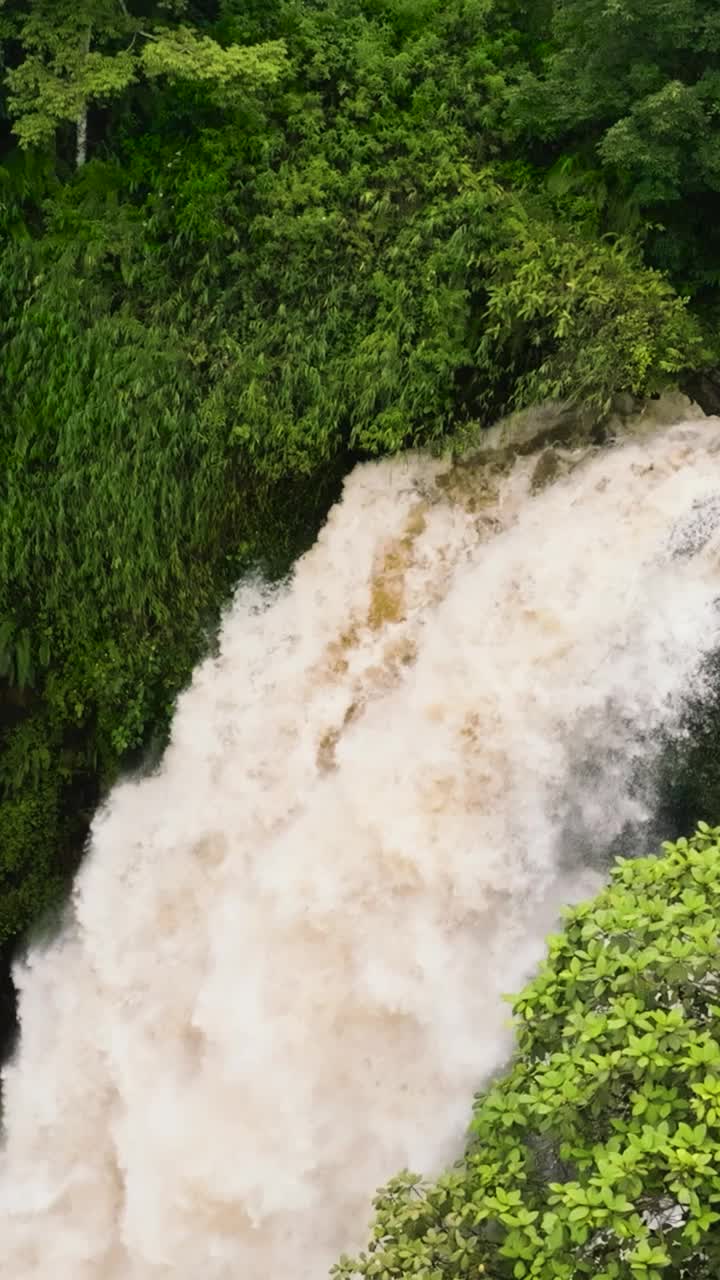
530 448 562 494
472 391 705 470
612 391 640 418
682 368 720 418
490 401 597 457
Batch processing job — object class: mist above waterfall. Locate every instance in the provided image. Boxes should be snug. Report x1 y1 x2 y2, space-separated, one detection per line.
3 412 720 1279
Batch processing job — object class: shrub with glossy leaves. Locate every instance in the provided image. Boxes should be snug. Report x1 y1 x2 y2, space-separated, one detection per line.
335 826 720 1280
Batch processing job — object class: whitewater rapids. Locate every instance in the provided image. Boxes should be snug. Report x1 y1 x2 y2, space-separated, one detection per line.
3 408 720 1278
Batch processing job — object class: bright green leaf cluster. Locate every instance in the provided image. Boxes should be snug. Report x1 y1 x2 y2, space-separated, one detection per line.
140 27 288 104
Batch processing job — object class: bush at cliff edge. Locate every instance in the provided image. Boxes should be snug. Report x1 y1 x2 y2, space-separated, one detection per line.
334 826 720 1280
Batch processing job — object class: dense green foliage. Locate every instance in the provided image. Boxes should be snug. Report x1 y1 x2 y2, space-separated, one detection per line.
1 0 719 957
334 827 720 1280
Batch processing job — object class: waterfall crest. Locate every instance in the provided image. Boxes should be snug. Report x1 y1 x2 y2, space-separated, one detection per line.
3 411 720 1278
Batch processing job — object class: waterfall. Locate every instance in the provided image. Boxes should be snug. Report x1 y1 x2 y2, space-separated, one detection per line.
3 409 720 1279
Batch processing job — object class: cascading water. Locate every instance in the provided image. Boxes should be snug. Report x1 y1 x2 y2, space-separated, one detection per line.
3 408 720 1279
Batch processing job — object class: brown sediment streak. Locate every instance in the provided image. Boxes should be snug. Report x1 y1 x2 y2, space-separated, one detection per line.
366 504 428 627
435 455 502 512
315 504 428 769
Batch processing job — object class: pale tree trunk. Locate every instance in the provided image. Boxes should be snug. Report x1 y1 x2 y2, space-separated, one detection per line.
75 24 91 168
76 104 88 168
